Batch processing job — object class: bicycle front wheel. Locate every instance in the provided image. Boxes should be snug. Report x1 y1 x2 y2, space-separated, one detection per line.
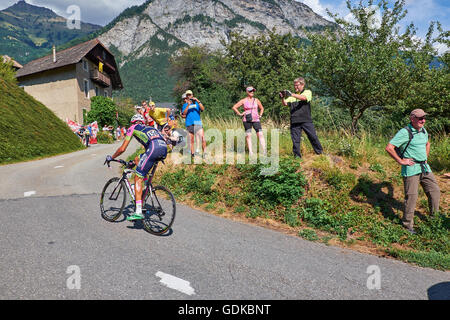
100 177 126 222
143 185 176 235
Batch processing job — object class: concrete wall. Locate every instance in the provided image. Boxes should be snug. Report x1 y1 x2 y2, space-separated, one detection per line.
19 65 80 122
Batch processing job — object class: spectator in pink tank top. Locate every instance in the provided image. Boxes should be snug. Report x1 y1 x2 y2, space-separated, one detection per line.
232 86 266 157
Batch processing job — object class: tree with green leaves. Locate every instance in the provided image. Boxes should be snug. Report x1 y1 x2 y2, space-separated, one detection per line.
223 30 304 121
169 45 237 118
86 96 117 128
169 31 308 121
0 59 17 84
301 0 446 134
115 97 137 127
398 22 449 133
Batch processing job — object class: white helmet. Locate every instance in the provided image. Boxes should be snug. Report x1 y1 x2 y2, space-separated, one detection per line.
130 114 145 124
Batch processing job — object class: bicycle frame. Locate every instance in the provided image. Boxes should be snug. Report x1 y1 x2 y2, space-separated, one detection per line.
102 158 175 234
108 161 161 207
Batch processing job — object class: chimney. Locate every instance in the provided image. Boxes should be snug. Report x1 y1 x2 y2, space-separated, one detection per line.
53 45 56 63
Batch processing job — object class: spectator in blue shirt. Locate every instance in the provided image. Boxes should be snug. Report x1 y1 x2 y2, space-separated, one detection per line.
182 90 206 158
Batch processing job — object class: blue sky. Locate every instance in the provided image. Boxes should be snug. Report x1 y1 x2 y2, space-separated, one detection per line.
301 0 449 53
302 0 449 34
1 0 448 52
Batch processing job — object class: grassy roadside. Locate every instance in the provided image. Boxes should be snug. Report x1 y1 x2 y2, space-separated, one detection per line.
0 79 85 164
130 117 450 270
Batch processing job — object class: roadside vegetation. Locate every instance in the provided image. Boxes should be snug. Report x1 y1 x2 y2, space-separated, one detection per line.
10 0 443 269
151 0 449 270
0 71 85 164
143 116 449 270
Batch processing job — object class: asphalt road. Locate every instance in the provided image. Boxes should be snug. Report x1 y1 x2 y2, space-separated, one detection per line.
0 141 449 300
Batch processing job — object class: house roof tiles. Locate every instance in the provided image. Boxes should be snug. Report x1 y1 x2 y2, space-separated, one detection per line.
16 39 122 89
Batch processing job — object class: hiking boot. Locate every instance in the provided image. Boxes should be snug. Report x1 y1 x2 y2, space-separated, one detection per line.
127 213 144 221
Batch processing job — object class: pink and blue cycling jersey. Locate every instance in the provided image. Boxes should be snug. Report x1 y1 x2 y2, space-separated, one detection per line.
125 124 167 178
125 124 165 149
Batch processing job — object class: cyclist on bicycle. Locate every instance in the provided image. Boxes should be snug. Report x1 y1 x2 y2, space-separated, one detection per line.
106 114 168 221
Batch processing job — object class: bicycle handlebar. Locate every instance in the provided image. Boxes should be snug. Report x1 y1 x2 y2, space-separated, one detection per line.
104 158 135 169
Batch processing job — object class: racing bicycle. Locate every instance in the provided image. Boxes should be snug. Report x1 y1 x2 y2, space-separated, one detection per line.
100 158 176 235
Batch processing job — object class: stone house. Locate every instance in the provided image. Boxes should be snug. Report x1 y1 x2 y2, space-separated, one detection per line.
16 39 123 123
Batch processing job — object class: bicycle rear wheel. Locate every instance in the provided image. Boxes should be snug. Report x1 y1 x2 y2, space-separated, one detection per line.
100 177 126 222
143 185 176 235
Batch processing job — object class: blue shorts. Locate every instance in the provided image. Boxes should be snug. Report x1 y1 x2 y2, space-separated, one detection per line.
136 140 167 178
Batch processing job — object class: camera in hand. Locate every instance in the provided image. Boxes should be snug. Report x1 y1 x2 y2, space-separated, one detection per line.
279 90 292 98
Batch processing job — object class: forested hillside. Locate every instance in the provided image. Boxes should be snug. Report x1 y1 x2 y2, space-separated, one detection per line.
0 1 101 65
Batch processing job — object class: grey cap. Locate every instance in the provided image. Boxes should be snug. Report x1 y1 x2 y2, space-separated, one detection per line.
410 109 428 118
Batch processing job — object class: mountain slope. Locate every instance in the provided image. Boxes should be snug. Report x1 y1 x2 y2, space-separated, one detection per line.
3 0 336 102
0 0 101 65
96 0 335 102
100 0 334 57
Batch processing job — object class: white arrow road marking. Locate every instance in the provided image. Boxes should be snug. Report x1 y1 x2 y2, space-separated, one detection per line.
155 271 195 296
24 191 36 197
54 166 64 169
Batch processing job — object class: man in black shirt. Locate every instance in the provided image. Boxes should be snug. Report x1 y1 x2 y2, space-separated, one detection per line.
280 77 323 158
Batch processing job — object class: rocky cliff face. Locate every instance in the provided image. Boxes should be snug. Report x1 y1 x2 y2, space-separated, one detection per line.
99 0 334 61
95 0 335 101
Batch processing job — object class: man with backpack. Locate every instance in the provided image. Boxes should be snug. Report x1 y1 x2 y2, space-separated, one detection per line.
385 109 441 234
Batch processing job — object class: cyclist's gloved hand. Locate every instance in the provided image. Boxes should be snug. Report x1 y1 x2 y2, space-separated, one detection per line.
106 155 113 162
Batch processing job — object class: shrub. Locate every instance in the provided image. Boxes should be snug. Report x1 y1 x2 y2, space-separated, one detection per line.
0 60 17 84
242 157 307 208
298 229 319 241
284 208 301 227
86 96 117 127
96 131 114 144
300 198 336 232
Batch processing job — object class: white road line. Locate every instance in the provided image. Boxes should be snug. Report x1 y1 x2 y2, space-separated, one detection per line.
24 191 36 197
54 166 64 169
155 271 195 296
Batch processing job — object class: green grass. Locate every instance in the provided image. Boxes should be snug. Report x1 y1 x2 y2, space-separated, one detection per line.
0 79 84 164
387 248 450 271
134 115 449 270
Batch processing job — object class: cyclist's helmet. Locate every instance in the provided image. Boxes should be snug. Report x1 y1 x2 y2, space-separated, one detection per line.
130 114 145 124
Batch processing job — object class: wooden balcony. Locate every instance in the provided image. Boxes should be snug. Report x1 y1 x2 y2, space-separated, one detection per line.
90 69 111 87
